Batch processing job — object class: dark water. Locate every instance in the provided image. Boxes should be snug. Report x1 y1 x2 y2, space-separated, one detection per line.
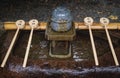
0 30 119 78
12 31 111 61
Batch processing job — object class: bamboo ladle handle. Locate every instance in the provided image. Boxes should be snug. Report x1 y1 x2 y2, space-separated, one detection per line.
1 20 25 67
84 17 99 66
23 19 38 67
100 17 119 66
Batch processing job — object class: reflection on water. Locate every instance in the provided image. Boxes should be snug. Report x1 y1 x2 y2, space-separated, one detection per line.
1 31 119 77
13 31 110 61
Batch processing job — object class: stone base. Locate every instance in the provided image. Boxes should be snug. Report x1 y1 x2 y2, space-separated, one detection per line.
45 25 76 41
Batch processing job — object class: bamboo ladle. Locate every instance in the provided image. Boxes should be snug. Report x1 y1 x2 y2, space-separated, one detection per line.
84 17 99 66
23 19 38 67
1 20 25 67
100 17 119 66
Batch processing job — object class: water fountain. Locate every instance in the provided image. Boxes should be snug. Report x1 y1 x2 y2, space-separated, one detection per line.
0 7 120 78
45 7 76 58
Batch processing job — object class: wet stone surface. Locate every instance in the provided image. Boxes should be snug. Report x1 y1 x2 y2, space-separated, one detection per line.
0 0 120 22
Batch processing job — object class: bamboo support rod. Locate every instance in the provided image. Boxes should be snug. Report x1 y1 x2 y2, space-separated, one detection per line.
1 28 20 67
23 28 34 67
88 25 99 66
4 22 120 30
104 25 119 66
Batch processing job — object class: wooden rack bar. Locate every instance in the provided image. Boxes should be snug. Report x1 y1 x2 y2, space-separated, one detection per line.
4 22 120 30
